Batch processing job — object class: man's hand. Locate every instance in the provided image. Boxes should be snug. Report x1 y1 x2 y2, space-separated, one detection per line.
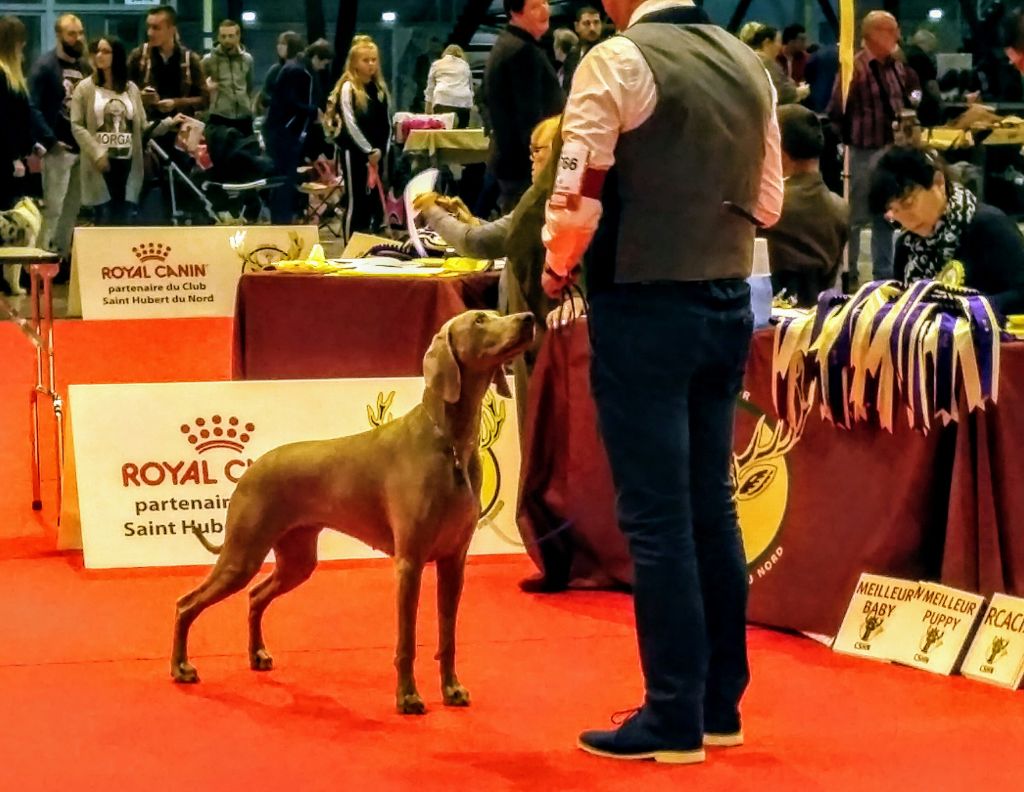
11 159 25 178
156 98 176 113
368 148 382 166
542 261 581 299
96 154 110 173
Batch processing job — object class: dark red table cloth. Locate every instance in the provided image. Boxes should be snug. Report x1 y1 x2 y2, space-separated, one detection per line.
518 321 1024 635
232 271 500 380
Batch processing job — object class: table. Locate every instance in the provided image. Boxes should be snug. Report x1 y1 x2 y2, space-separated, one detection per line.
0 248 63 512
232 270 501 380
403 129 490 166
518 321 1024 635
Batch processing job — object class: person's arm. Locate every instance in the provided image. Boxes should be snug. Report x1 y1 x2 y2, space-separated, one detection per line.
768 59 799 105
826 72 845 139
893 236 909 284
69 81 104 166
340 80 375 154
28 58 58 149
421 203 512 259
754 82 784 228
964 209 1024 314
541 38 648 280
424 60 438 113
173 51 209 113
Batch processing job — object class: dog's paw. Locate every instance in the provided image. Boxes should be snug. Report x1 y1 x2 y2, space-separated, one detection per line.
171 662 199 684
442 684 471 707
250 649 274 671
396 693 427 715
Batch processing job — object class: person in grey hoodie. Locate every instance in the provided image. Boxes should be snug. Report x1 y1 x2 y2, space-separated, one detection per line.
202 19 253 135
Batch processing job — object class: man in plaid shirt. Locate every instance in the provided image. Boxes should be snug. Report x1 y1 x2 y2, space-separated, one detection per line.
829 11 919 286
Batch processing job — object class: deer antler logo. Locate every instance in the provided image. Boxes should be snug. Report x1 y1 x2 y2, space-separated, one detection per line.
364 388 508 526
920 627 945 654
367 391 395 428
731 399 810 566
231 230 305 273
861 614 885 641
987 636 1010 665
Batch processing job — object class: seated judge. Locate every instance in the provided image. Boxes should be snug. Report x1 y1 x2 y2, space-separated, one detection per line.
869 146 1024 315
414 115 563 331
763 105 848 307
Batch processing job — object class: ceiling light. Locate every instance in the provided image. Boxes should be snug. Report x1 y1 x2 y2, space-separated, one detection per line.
381 11 397 23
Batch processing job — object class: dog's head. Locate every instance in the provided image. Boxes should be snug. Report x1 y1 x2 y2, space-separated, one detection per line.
423 311 536 403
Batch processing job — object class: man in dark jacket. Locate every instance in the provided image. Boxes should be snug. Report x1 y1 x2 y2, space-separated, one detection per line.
128 5 208 125
30 13 89 261
764 105 849 307
484 0 564 213
561 5 604 90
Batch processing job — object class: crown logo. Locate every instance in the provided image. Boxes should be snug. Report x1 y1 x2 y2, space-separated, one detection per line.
181 415 255 454
133 242 171 263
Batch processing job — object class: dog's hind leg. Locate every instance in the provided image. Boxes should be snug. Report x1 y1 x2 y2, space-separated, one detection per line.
394 555 426 714
436 549 471 707
171 547 268 683
247 525 320 671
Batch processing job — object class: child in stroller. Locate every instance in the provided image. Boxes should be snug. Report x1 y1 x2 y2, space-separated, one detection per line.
196 124 280 222
147 117 281 224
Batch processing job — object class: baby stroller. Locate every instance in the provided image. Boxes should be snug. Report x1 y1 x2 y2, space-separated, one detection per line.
147 121 282 225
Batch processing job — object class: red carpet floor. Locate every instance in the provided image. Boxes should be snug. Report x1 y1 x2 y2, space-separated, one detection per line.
1 320 1021 791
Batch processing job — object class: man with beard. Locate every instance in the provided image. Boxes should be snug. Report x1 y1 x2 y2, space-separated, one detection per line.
202 19 254 136
561 5 604 90
30 13 90 266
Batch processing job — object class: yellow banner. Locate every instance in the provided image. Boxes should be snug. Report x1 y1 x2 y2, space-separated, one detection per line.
840 0 856 106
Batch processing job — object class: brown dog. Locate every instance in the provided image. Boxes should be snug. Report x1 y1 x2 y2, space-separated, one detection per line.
170 310 535 713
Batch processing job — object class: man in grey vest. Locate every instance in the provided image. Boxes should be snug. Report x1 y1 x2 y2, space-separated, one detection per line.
541 0 783 763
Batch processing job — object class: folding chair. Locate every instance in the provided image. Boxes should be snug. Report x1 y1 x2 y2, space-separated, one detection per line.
299 154 347 240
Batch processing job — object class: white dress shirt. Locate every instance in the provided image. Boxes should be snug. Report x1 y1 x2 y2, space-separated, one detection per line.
424 55 474 110
543 0 785 276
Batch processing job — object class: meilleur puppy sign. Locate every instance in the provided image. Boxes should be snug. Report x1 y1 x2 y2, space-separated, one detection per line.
833 574 985 675
886 582 985 675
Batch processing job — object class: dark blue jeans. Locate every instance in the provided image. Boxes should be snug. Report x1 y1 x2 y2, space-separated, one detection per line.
589 280 753 744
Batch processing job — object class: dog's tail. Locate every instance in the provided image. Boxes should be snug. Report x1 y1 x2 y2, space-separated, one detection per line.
191 526 224 555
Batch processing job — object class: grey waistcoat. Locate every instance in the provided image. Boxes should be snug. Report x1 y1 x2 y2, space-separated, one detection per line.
587 18 773 289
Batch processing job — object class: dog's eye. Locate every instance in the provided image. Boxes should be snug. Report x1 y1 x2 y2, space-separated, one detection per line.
474 314 486 325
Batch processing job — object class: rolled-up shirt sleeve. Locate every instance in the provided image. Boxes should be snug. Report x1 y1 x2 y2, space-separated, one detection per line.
755 81 784 228
542 37 654 277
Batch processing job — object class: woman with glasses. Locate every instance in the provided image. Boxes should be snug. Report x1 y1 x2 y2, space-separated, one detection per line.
414 116 566 326
869 145 1024 314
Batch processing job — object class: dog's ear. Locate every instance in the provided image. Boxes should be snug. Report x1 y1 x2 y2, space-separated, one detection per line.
491 367 512 398
423 320 461 403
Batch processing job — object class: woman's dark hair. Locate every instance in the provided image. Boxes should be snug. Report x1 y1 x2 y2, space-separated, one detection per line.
90 36 128 94
305 38 333 63
868 146 944 215
279 30 304 61
748 25 779 50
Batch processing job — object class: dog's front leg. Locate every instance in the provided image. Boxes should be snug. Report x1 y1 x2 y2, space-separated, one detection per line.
436 551 470 707
394 556 426 714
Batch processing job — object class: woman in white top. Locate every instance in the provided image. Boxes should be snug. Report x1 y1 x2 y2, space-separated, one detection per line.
424 44 473 128
70 37 148 224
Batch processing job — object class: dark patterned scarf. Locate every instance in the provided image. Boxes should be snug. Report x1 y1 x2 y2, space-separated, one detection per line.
901 182 977 284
